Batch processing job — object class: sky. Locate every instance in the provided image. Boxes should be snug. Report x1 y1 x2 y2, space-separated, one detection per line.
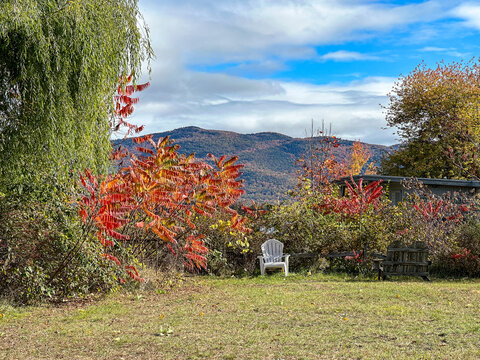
133 0 480 145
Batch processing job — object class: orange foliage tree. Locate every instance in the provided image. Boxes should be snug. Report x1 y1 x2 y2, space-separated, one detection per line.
297 131 375 196
78 78 249 281
346 141 376 176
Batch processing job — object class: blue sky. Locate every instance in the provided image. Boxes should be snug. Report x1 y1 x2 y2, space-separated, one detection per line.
133 0 480 145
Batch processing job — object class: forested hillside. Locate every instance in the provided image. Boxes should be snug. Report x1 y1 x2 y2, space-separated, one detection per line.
115 127 395 203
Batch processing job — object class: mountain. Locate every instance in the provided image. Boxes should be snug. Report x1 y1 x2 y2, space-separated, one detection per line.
113 127 396 203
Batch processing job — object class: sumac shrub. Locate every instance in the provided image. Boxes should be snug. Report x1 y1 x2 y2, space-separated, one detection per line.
432 218 480 277
78 134 252 279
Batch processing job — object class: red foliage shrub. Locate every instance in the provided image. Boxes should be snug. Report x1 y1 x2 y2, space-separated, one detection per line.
78 76 250 281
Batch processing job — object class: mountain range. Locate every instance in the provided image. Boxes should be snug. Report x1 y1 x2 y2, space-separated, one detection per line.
114 127 396 203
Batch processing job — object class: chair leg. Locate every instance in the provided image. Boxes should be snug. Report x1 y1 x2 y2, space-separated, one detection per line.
260 264 265 276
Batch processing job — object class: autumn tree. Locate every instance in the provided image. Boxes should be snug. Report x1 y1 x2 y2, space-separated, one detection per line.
347 141 376 176
297 132 340 193
77 135 250 278
297 132 375 196
381 59 480 178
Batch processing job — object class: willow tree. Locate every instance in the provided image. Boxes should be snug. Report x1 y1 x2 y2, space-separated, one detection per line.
0 0 152 197
381 60 480 179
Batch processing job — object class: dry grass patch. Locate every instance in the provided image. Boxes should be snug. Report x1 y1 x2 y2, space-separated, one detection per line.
1 274 480 359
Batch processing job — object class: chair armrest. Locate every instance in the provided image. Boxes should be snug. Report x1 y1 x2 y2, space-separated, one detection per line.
257 256 265 266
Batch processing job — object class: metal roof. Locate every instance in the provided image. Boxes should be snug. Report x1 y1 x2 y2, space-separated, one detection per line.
335 175 480 188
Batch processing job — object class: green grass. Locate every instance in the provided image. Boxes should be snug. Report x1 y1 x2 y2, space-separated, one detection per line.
1 273 480 359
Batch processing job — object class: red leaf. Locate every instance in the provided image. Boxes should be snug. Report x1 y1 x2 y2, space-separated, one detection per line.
167 244 177 255
135 82 150 92
105 229 129 241
101 253 121 266
132 135 153 144
125 85 135 95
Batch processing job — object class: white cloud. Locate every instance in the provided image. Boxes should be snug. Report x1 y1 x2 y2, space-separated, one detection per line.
319 50 380 62
142 0 448 65
420 46 469 57
221 60 288 77
131 1 461 145
134 70 397 145
453 3 480 30
421 46 449 52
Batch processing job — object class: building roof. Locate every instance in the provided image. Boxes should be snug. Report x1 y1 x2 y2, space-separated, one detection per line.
335 175 480 188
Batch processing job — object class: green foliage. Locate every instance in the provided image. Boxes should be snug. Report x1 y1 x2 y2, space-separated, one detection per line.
382 60 480 178
194 213 262 276
0 195 120 304
258 179 480 277
264 200 339 254
0 0 152 196
0 0 152 303
265 195 393 258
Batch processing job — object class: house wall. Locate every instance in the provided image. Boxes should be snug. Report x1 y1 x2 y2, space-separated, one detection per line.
393 184 478 204
339 179 478 205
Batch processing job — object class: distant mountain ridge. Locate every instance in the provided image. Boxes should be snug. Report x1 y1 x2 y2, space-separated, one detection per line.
114 126 396 203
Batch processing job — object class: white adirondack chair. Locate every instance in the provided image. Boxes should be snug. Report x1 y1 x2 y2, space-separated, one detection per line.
258 239 290 276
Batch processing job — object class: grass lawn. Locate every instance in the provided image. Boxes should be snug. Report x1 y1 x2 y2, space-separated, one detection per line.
1 273 480 360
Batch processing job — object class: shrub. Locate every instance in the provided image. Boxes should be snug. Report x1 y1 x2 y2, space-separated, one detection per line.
264 200 348 255
258 178 480 277
0 195 120 304
192 208 266 276
432 218 480 277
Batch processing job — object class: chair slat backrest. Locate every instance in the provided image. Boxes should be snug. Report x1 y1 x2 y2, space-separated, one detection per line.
384 240 429 277
261 239 284 263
